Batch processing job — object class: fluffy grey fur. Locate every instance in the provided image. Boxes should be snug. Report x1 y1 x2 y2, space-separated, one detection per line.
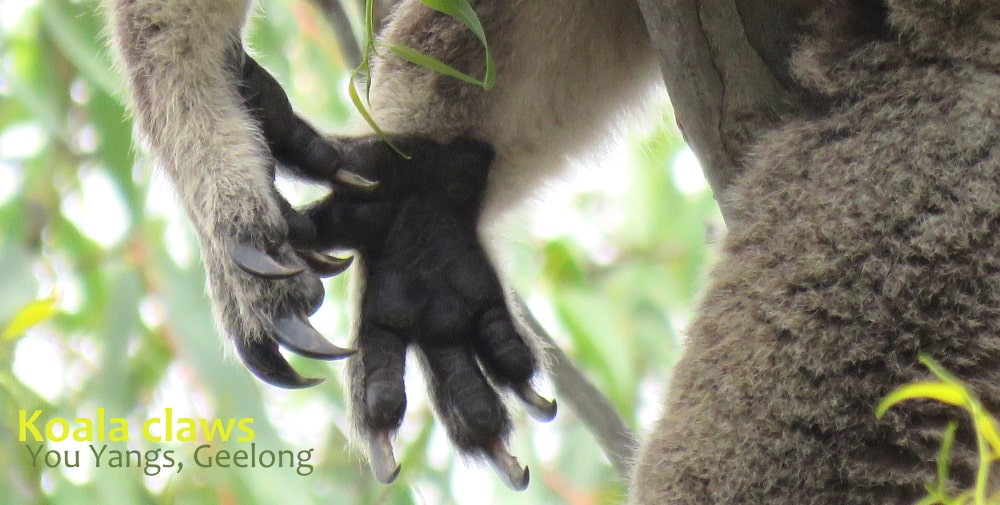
632 1 1000 502
105 0 324 350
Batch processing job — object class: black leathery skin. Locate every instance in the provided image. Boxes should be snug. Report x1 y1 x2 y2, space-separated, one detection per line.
421 344 511 449
238 52 342 182
358 323 409 430
305 137 550 457
229 45 549 480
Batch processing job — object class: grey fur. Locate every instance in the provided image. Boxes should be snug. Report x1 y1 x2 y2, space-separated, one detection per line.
104 0 324 358
632 1 1000 502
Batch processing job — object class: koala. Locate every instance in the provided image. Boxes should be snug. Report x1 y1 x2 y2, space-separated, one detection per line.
631 1 1000 503
104 0 652 489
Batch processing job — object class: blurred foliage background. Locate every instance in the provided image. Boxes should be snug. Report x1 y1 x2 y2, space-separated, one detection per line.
0 0 722 503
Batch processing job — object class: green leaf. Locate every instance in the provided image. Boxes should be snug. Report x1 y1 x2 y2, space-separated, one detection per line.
876 382 967 418
936 422 958 496
348 73 408 157
385 43 487 87
974 413 1000 457
416 0 495 89
347 0 495 138
1 294 58 341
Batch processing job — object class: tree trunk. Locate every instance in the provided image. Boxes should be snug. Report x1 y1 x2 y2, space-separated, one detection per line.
637 0 824 222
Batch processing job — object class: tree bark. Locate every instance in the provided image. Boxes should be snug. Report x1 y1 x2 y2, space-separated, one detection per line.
637 0 823 222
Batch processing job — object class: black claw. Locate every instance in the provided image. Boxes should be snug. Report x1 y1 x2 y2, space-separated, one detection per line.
367 431 401 484
297 250 353 277
228 242 304 278
335 169 379 191
271 314 356 360
488 442 529 491
234 336 325 389
514 383 558 422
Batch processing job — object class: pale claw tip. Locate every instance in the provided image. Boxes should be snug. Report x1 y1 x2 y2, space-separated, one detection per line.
335 169 379 191
514 383 557 422
489 442 529 491
298 250 353 277
228 241 304 279
271 314 356 360
368 431 401 484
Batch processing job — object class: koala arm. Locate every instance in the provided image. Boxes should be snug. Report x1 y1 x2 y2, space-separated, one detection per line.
105 0 657 489
104 0 371 387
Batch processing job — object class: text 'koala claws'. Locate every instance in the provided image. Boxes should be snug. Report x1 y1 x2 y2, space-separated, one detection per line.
513 383 558 422
234 336 325 389
367 430 402 484
228 241 304 279
296 250 353 277
488 441 530 491
270 313 356 360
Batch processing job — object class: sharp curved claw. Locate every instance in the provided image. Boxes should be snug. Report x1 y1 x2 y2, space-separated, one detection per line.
514 383 558 422
367 431 401 484
228 242 304 279
335 169 379 191
271 314 356 360
297 250 353 277
234 336 324 389
488 441 529 491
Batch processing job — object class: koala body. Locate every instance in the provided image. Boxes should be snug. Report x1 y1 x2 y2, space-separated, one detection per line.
632 1 1000 503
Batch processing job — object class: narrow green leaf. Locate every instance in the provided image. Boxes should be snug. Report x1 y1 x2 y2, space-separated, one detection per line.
876 382 967 418
348 74 408 158
417 0 495 88
385 43 486 86
974 414 1000 458
920 355 964 385
1 294 58 341
937 421 959 495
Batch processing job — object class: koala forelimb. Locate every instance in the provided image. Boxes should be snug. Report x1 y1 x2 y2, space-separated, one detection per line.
106 0 618 489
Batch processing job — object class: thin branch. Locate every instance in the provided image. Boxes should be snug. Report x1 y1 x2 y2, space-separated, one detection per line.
511 293 636 478
309 0 364 68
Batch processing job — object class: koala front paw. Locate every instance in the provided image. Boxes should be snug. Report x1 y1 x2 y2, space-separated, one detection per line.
303 137 555 490
211 50 383 388
206 207 356 389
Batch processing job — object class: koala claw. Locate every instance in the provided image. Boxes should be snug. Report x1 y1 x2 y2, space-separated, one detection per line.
367 431 402 484
270 313 356 360
296 250 353 277
334 169 379 192
489 442 530 491
234 336 325 389
228 241 304 279
513 383 558 422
